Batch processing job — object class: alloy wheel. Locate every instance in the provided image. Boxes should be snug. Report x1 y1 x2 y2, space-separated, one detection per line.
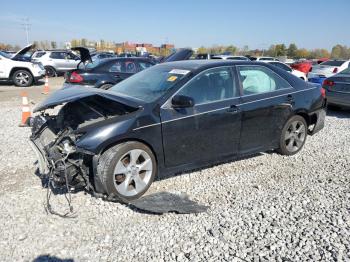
284 120 306 153
113 149 153 197
15 72 30 85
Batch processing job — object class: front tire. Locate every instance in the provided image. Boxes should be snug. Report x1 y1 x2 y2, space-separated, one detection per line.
12 70 33 87
277 115 307 155
97 142 157 201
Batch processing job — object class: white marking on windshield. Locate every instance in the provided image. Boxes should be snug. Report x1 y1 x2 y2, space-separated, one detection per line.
169 69 190 75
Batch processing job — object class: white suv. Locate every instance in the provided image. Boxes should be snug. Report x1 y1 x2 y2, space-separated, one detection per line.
32 50 81 77
0 44 45 87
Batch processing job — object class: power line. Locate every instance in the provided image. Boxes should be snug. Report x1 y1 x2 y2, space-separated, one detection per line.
20 17 31 45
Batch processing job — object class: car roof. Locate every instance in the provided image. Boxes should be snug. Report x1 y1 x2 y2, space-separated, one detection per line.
158 60 262 72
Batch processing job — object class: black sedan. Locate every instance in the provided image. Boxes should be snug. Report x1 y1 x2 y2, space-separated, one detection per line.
323 67 350 108
30 60 326 201
65 57 156 89
64 48 193 90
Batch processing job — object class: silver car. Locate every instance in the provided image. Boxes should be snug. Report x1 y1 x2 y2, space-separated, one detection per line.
32 50 81 77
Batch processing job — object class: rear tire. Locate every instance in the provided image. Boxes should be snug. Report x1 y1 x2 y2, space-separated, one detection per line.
45 66 56 77
99 84 113 90
277 115 307 155
12 70 33 87
96 141 157 201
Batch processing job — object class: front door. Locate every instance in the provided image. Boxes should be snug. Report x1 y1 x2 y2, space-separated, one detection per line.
160 67 241 167
236 65 295 153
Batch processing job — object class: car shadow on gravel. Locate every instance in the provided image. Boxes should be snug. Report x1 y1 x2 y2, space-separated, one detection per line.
33 255 74 262
327 106 350 118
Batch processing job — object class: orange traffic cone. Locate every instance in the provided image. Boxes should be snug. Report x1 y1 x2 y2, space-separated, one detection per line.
19 91 31 127
42 75 49 95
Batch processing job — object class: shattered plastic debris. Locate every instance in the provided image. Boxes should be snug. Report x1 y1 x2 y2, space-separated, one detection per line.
129 192 209 214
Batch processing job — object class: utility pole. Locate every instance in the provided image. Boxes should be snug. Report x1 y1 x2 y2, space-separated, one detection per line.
21 18 31 45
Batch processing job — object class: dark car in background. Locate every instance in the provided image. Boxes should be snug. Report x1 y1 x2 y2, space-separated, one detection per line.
323 67 350 108
30 60 326 201
64 48 193 89
65 57 156 89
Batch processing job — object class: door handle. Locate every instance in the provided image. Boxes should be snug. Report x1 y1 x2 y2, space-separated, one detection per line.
227 105 239 113
286 94 294 102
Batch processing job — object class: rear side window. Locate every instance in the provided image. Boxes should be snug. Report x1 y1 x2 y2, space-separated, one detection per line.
260 57 274 61
321 60 345 66
270 62 292 72
109 60 137 73
237 66 291 95
50 52 65 59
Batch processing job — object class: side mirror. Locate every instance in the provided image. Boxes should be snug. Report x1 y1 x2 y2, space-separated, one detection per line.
171 95 194 108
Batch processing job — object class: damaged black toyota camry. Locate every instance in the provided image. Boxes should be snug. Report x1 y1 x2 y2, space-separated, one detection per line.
29 60 326 201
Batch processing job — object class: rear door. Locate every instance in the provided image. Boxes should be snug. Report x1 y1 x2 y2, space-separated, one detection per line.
160 66 241 167
236 65 294 153
50 52 68 71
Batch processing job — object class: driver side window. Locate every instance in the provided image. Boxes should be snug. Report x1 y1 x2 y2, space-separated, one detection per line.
177 67 236 105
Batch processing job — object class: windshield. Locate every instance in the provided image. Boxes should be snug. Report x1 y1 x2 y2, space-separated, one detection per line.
110 65 190 102
321 60 345 66
0 51 12 59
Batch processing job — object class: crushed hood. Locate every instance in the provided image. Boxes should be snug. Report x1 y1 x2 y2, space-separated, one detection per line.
33 86 144 112
71 47 92 64
12 44 34 60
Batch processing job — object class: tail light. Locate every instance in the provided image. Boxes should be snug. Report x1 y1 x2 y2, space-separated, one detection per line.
320 87 326 98
333 67 338 73
323 79 334 87
69 71 83 83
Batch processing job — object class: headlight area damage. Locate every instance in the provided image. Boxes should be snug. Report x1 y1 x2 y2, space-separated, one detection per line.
29 90 139 215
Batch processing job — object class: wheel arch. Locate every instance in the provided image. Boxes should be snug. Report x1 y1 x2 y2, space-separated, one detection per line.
9 67 34 78
98 138 159 166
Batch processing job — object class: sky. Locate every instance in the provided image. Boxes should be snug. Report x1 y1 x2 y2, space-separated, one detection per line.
0 0 349 50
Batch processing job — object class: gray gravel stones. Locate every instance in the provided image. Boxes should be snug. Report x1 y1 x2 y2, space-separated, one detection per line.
0 86 349 261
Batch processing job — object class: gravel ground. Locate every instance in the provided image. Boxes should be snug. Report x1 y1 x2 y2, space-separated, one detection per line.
0 79 349 261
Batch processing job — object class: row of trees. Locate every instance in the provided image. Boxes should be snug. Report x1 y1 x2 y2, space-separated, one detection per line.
196 43 350 60
2 40 350 60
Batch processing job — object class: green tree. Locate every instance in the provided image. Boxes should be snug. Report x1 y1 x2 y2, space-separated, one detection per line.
224 45 237 55
287 43 298 58
275 44 287 56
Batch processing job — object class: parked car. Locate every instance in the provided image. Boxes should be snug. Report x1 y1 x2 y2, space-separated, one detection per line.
65 57 156 89
322 66 350 108
211 55 250 61
308 60 350 78
64 48 193 89
308 60 350 85
32 50 81 77
91 52 116 62
195 53 214 60
250 56 279 62
266 61 307 81
0 44 45 87
30 60 326 200
291 60 313 74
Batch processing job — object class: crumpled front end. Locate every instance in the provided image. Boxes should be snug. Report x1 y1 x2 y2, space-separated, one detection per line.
29 94 138 191
29 114 91 189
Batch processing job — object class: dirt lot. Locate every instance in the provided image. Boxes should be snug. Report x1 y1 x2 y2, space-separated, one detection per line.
0 78 349 261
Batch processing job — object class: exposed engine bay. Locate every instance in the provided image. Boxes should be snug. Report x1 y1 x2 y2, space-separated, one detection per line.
30 95 136 195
